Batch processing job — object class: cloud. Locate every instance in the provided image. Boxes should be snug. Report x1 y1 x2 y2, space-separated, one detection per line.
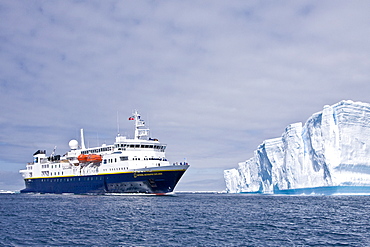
1 1 370 190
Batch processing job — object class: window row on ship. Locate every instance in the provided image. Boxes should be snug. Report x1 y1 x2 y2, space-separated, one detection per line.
42 164 60 169
115 143 166 150
81 146 113 154
102 156 167 164
30 164 60 170
102 167 129 172
80 144 166 154
41 171 64 176
34 156 168 170
39 177 103 182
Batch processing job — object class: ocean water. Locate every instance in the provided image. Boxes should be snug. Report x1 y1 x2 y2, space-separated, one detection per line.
1 193 370 246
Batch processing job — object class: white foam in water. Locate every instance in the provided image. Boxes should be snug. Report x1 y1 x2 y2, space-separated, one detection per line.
224 100 370 194
0 190 17 194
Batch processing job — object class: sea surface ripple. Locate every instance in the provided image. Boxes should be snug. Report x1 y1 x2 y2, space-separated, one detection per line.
1 193 370 246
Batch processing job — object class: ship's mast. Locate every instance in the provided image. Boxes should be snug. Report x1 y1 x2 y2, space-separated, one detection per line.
80 129 86 149
132 110 149 140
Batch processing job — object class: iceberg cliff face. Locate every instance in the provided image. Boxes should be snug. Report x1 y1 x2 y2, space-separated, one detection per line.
224 100 370 194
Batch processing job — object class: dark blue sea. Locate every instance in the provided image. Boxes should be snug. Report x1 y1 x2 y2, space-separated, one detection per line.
1 193 370 246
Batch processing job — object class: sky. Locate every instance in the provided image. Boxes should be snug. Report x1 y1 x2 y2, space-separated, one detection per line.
1 0 370 191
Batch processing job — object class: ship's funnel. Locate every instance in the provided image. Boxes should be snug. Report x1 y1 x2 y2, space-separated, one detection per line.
80 129 86 149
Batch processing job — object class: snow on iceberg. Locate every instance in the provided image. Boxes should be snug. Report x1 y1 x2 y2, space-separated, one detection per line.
224 100 370 194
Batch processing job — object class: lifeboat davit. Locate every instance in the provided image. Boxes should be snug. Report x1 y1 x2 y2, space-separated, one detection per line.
77 154 88 163
87 154 102 163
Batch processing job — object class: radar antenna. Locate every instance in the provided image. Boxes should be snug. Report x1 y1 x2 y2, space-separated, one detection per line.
51 146 57 157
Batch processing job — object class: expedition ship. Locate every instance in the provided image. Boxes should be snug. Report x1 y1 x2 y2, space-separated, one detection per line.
19 111 189 194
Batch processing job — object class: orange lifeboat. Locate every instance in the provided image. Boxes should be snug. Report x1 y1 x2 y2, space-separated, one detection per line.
78 154 88 163
87 154 102 163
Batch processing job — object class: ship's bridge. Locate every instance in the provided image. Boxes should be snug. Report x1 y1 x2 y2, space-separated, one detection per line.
114 138 166 152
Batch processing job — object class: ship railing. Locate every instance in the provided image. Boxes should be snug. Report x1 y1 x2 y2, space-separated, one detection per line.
172 162 189 166
19 170 30 178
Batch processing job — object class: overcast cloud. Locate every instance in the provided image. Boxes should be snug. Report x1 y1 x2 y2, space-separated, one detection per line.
1 1 370 191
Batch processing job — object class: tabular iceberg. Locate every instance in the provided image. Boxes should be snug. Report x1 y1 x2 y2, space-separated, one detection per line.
224 100 370 194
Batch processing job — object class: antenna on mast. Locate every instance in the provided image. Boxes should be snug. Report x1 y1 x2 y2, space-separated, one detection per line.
117 111 120 135
51 146 57 157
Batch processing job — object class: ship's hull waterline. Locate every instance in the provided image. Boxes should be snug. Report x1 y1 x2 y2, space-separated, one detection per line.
21 166 188 194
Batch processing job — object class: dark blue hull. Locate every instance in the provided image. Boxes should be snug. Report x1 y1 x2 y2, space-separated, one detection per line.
20 169 186 194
